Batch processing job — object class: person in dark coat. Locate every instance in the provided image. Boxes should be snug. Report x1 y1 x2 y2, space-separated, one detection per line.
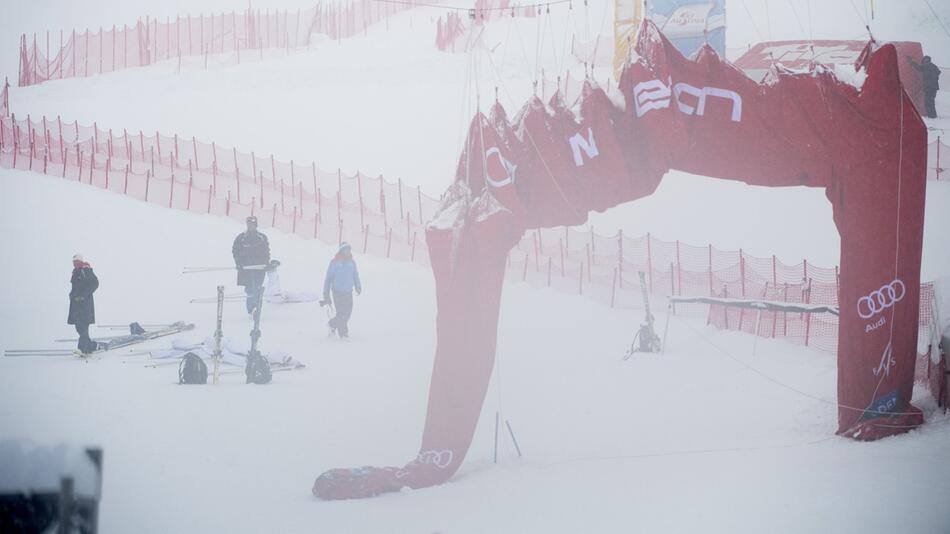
322 242 362 338
232 216 271 315
907 55 941 119
67 253 100 354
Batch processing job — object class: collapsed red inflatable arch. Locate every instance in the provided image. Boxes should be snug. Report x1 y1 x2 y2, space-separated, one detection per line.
313 21 927 500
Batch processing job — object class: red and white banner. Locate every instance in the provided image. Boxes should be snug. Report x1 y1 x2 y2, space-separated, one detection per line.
734 39 927 116
313 20 928 499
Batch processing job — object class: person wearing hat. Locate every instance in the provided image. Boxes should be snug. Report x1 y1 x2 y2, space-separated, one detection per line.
67 254 100 355
907 55 941 118
232 216 271 315
322 242 362 338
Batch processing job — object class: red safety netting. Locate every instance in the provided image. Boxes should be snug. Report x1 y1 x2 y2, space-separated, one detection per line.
0 111 940 357
18 1 425 87
0 78 8 118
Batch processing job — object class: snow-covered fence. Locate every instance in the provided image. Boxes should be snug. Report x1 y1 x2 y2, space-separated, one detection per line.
17 0 420 87
0 113 940 383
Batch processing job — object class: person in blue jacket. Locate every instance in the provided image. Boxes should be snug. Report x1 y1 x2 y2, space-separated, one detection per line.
322 242 361 338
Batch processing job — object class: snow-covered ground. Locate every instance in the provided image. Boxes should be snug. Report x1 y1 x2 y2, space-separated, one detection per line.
4 1 950 532
2 169 949 533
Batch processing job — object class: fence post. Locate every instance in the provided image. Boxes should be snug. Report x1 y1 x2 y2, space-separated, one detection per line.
522 253 529 281
772 254 777 288
260 174 264 208
783 282 789 337
417 185 423 224
145 170 150 202
578 260 584 295
362 224 369 253
739 249 746 297
187 173 193 210
270 154 276 186
386 228 393 258
617 229 623 288
675 240 682 296
104 157 110 188
410 231 417 262
937 136 942 180
646 232 654 293
357 171 364 230
547 257 552 287
670 262 675 296
559 238 565 276
610 268 617 308
271 202 277 227
191 136 199 169
124 165 129 194
251 151 258 182
708 244 714 296
169 173 175 208
398 177 404 218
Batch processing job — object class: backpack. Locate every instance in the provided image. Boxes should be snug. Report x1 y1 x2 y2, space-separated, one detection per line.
129 322 146 335
179 352 208 384
245 352 272 385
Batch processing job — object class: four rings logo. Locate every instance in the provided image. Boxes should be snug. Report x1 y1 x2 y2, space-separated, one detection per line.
857 279 905 319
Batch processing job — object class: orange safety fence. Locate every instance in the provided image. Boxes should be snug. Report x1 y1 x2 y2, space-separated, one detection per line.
0 111 943 403
17 0 428 87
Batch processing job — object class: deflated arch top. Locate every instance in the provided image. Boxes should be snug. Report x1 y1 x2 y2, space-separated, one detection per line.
312 20 927 500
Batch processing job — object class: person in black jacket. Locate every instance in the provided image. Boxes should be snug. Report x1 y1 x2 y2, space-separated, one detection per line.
907 55 941 119
232 216 271 315
67 254 100 354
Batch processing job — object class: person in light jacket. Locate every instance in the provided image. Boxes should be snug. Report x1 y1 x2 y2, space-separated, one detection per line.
322 242 361 338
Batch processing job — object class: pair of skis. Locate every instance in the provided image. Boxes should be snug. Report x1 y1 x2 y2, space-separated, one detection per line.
5 321 195 358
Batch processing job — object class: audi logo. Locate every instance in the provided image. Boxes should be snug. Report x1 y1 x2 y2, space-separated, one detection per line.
857 280 905 319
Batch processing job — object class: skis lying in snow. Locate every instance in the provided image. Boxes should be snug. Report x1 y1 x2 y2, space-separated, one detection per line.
5 322 195 358
190 294 244 304
218 361 306 375
4 349 150 358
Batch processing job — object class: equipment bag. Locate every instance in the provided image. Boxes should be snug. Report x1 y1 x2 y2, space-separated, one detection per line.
245 352 272 384
179 352 208 384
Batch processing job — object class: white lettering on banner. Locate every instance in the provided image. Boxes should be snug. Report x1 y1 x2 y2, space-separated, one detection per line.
872 341 896 378
416 449 454 469
864 316 886 334
634 78 743 122
569 127 600 166
484 147 516 188
633 79 672 117
857 279 905 320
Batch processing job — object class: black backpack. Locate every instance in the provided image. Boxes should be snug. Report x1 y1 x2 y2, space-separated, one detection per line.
245 352 272 384
179 352 208 384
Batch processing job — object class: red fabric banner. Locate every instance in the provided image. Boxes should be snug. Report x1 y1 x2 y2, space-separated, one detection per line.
313 20 927 499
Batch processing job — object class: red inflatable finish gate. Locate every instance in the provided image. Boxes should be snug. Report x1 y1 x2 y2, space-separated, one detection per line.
313 22 927 499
